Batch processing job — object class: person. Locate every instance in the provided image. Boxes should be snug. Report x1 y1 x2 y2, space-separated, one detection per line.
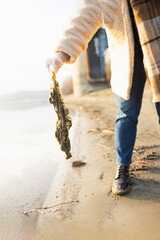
46 0 160 195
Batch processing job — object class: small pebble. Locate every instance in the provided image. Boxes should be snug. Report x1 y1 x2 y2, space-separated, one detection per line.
72 161 87 168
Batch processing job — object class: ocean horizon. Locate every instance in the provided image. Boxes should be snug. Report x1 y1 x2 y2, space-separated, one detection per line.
0 90 50 111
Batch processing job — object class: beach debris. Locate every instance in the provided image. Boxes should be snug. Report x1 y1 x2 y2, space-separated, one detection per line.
130 158 151 171
88 128 100 133
101 129 114 136
145 152 157 160
130 164 149 172
100 173 104 180
49 72 72 159
134 145 160 152
133 149 144 154
23 200 79 218
88 128 114 136
97 143 111 151
130 150 160 172
72 161 86 168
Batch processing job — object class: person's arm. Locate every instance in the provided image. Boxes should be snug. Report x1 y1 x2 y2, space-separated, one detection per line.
55 0 103 64
47 0 120 73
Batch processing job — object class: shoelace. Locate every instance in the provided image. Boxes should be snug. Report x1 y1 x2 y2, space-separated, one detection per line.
117 166 129 178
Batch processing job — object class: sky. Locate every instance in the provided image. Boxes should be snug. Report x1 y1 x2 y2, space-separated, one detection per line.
0 0 81 96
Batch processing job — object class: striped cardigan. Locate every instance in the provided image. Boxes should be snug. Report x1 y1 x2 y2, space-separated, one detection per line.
130 0 160 102
55 0 160 102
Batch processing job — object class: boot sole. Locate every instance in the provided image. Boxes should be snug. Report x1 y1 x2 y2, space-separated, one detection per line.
112 185 130 195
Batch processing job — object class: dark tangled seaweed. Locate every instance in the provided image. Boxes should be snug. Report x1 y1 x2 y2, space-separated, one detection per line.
49 72 72 159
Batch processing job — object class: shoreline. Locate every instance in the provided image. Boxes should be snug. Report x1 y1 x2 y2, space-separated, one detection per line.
35 87 160 240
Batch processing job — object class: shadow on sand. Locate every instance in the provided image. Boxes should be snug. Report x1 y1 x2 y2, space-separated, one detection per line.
126 171 160 202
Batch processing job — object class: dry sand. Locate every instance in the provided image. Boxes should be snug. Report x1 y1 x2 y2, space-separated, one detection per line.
34 84 160 240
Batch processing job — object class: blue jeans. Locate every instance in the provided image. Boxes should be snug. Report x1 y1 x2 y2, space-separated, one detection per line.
115 34 160 167
115 81 160 166
115 96 160 167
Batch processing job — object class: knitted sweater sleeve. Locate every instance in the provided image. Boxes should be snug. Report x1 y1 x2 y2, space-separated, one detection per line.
55 0 103 64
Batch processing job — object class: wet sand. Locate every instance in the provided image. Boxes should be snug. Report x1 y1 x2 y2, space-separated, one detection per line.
0 103 73 240
35 85 160 240
0 86 160 240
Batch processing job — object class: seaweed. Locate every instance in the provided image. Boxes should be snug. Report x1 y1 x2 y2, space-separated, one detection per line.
49 72 72 159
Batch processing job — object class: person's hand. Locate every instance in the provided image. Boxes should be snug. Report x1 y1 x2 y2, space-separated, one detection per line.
46 52 69 73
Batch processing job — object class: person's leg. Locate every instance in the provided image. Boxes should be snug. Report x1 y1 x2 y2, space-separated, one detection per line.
112 62 146 194
155 102 160 124
112 25 146 195
115 58 146 167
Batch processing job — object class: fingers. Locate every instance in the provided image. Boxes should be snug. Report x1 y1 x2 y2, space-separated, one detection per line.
46 52 70 73
46 57 62 73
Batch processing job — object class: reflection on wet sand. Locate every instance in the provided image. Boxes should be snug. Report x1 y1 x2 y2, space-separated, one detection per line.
0 97 68 239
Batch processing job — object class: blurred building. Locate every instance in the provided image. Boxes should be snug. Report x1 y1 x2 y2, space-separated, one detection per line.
72 25 110 96
87 25 108 82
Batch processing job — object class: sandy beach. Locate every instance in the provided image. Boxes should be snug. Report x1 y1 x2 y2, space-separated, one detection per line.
0 85 160 240
0 94 74 240
34 85 160 240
